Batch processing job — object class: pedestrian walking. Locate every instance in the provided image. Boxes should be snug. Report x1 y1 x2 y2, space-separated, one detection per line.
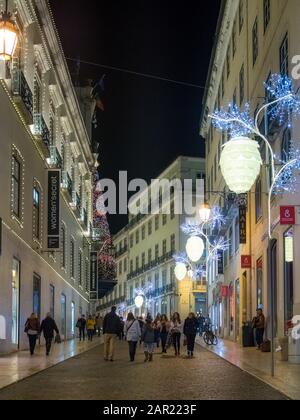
142 317 156 362
159 315 170 354
183 313 198 358
124 313 141 362
24 313 40 356
170 312 182 357
76 315 86 342
87 315 96 341
119 317 125 341
252 308 266 350
40 313 59 356
103 306 122 362
154 314 161 349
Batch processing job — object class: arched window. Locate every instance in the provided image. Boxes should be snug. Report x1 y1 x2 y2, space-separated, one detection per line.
282 129 292 163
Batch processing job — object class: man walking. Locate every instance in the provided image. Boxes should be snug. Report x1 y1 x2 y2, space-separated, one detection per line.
103 306 122 362
76 315 87 342
40 313 59 356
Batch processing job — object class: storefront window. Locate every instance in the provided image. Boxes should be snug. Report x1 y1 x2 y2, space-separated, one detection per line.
256 258 263 309
71 302 75 337
61 294 66 341
33 274 41 319
49 285 55 318
12 259 20 345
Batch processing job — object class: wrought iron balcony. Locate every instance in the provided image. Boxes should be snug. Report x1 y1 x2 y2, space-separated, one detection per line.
61 171 73 200
12 70 33 123
49 146 63 169
33 114 51 155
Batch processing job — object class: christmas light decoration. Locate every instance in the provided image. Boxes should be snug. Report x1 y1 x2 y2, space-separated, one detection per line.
211 103 255 138
135 295 144 309
174 263 187 281
219 136 262 194
186 236 205 262
199 203 211 223
0 0 18 61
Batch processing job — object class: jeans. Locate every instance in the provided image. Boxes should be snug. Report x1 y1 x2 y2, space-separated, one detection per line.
173 332 181 355
128 341 138 361
28 334 37 355
256 328 264 347
160 332 168 353
45 337 53 355
186 334 196 353
87 329 94 341
79 328 85 341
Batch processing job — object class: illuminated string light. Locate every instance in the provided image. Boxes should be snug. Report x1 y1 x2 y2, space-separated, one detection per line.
211 103 255 138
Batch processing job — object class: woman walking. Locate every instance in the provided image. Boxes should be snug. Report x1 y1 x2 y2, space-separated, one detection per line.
124 313 141 362
142 317 156 362
24 313 40 356
86 315 96 341
170 312 182 357
160 315 170 354
183 313 198 358
153 314 161 349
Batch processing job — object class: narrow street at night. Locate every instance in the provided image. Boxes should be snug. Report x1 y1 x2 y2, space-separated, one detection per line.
0 343 287 401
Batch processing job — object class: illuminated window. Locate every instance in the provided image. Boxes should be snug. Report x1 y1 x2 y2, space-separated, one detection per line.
33 187 41 240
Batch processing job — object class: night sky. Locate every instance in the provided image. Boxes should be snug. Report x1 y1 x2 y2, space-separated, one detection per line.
49 0 221 233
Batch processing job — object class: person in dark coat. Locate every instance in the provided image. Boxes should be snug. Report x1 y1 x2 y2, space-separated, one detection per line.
40 313 59 356
76 315 86 342
103 307 122 361
24 313 40 356
183 313 198 358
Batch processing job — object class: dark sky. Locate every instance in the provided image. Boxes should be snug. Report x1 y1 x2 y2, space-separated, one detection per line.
49 0 221 234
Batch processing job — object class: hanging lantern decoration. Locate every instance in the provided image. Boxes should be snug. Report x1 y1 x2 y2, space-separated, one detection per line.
220 137 262 194
134 295 144 309
199 203 211 223
0 1 18 61
186 236 205 263
174 263 187 281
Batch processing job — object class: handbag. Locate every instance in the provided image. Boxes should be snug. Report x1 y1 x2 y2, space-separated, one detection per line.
55 333 62 344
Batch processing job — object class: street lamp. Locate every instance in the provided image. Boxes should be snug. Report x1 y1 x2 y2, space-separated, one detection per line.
0 0 18 61
199 203 211 223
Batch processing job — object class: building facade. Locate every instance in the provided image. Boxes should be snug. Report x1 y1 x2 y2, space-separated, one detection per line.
200 0 300 347
0 0 95 354
97 156 207 320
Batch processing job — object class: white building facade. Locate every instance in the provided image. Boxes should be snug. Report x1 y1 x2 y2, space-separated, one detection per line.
0 0 95 353
97 156 207 320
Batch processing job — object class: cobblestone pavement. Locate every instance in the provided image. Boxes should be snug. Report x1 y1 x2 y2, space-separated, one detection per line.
0 342 288 400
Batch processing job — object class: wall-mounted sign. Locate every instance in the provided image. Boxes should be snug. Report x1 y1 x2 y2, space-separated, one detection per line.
47 170 60 249
241 255 252 269
217 250 224 275
280 206 295 225
239 206 247 244
90 251 98 300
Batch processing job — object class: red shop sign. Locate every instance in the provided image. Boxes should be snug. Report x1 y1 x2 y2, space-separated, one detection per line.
280 206 295 225
221 286 228 298
241 255 252 269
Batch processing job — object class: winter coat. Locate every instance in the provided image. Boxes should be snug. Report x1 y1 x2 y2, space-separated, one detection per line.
87 319 96 330
142 326 155 343
183 317 198 336
25 318 40 335
40 317 59 339
103 311 122 335
125 320 141 342
76 318 86 329
170 321 183 334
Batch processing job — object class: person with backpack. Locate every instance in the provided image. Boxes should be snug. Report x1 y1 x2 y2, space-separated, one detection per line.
40 313 59 356
124 313 141 362
24 313 40 356
76 315 86 342
142 317 156 362
103 306 122 362
183 313 198 358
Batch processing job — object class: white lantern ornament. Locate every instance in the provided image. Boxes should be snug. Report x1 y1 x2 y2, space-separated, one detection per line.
174 263 187 281
220 136 262 194
134 295 144 309
186 236 205 263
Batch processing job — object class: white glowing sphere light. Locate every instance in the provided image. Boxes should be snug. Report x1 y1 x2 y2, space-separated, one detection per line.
186 236 205 263
174 263 187 281
135 295 144 309
220 137 262 194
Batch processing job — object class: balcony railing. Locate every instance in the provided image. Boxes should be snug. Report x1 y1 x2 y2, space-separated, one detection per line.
61 171 73 200
33 114 51 155
12 70 33 121
115 245 128 258
49 146 63 169
127 251 173 280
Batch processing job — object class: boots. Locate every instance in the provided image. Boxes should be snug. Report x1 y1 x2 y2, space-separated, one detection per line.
148 353 153 362
144 351 149 362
